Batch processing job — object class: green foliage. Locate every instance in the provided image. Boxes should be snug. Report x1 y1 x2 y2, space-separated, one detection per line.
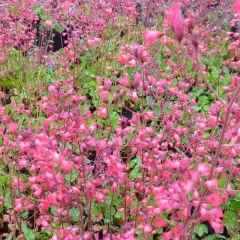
69 208 80 223
22 223 35 240
129 168 142 179
6 233 13 240
36 231 52 240
225 193 240 213
223 211 236 230
65 170 78 185
114 212 124 219
204 235 227 240
128 158 142 179
4 190 12 210
108 110 120 129
194 224 208 237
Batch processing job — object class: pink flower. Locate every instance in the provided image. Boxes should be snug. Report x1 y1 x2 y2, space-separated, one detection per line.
198 163 211 176
100 91 109 103
87 38 101 47
118 54 131 65
204 179 218 190
61 160 73 173
87 40 95 47
210 220 224 234
133 72 141 87
154 217 168 228
97 107 108 119
128 59 136 68
206 193 223 208
1 71 6 78
144 224 152 234
233 0 240 13
163 231 173 240
165 3 185 42
185 10 196 32
132 91 138 102
14 198 23 213
45 20 54 28
0 196 4 205
119 76 131 88
174 18 185 42
83 232 92 240
143 30 163 47
173 224 184 237
166 3 181 26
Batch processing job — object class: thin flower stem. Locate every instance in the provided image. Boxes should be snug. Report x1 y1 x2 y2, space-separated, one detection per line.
215 188 240 193
109 191 114 240
88 199 92 232
209 84 240 177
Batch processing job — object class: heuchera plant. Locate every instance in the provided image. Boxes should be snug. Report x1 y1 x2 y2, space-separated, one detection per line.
0 0 240 240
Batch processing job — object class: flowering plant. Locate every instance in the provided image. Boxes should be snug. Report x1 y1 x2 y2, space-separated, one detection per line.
0 1 239 239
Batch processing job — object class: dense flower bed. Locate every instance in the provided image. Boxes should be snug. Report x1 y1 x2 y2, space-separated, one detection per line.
0 0 240 239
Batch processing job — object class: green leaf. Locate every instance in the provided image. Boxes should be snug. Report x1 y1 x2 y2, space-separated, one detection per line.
22 223 35 240
6 233 13 240
136 231 144 240
36 231 52 240
223 211 236 229
109 111 119 128
218 177 227 189
198 95 209 105
204 234 227 240
34 5 43 16
50 206 58 216
195 224 208 237
129 168 142 179
4 190 12 210
127 158 139 169
181 135 189 144
92 200 102 218
65 170 78 185
231 199 240 212
188 191 194 201
235 192 240 201
104 205 114 224
115 212 124 219
21 211 29 220
69 208 80 223
231 233 240 240
146 96 155 105
211 67 220 79
107 92 114 104
186 61 193 72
